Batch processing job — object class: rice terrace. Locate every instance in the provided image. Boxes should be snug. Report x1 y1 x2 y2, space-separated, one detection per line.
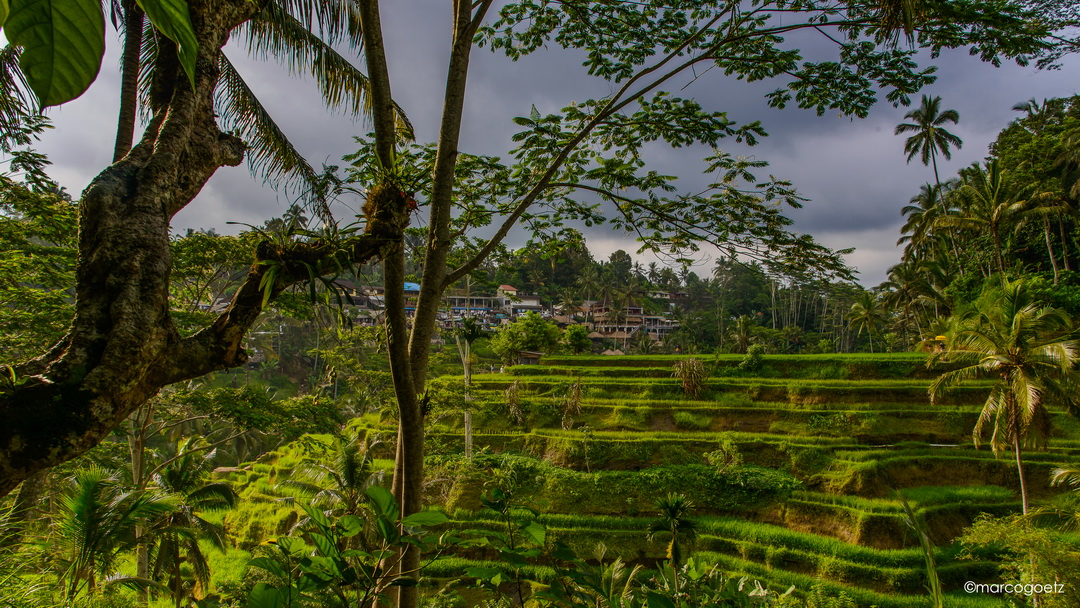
3 0 1080 607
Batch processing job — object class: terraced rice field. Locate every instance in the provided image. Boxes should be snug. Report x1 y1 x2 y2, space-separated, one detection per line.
416 353 1080 606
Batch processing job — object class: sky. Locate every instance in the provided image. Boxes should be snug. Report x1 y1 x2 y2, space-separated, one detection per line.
26 2 1080 287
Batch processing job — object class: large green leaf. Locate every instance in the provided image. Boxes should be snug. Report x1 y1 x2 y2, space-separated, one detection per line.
0 0 10 29
5 0 105 107
137 0 197 90
246 583 285 608
364 485 397 519
520 520 546 545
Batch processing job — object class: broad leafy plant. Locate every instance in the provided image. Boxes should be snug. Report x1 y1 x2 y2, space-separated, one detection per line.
245 486 449 608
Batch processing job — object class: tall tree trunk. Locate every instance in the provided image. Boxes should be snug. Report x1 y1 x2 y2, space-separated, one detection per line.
1059 219 1072 271
461 336 473 459
113 1 144 162
128 404 158 605
1014 430 1030 515
358 1 494 604
992 226 1006 274
353 3 422 607
1044 218 1060 285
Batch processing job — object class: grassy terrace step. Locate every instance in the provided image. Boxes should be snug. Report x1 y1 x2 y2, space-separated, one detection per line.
537 353 947 380
463 394 990 416
455 401 996 442
822 452 1080 498
422 554 1001 608
795 486 1017 509
430 507 1004 601
761 488 1022 548
550 395 986 412
468 374 990 404
427 429 856 471
453 511 989 569
697 552 1003 608
429 426 1080 469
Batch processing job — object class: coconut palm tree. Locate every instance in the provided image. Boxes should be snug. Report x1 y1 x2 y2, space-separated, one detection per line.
456 317 484 459
55 468 175 600
929 279 1080 514
896 95 963 187
646 493 698 591
898 181 964 271
941 161 1059 274
147 439 238 608
729 315 756 354
848 291 885 353
280 433 383 519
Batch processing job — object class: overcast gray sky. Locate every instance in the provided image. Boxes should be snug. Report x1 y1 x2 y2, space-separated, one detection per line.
30 2 1080 286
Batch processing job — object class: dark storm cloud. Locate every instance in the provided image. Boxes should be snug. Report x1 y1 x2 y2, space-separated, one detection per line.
27 3 1080 286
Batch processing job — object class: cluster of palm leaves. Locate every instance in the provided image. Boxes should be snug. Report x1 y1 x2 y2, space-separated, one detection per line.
40 439 237 606
0 0 409 217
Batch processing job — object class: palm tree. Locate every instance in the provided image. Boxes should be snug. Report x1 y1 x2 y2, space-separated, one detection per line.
929 279 1080 514
576 264 601 324
898 181 962 268
881 258 952 338
896 95 963 187
147 439 238 608
941 161 1057 274
848 291 885 353
557 289 583 320
606 295 630 349
729 315 756 354
55 468 175 600
280 433 383 519
646 493 698 590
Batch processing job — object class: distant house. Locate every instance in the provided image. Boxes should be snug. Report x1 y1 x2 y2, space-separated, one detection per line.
518 350 544 365
404 282 422 313
495 284 544 317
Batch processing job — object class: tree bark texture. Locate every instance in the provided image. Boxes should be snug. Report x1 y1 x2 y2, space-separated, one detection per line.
0 0 389 498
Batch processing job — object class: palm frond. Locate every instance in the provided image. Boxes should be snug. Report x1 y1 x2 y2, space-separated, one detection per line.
271 0 363 48
216 53 334 221
236 3 413 138
137 17 159 123
0 46 36 140
1051 466 1080 489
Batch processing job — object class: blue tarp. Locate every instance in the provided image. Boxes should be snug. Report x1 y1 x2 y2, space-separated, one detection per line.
404 282 422 292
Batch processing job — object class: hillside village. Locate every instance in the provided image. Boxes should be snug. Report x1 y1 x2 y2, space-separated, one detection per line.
343 282 683 347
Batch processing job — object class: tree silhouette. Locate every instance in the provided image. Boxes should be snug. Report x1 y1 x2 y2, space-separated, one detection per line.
896 95 963 187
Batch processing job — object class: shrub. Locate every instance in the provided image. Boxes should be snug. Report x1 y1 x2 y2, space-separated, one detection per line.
704 436 743 473
738 344 765 372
